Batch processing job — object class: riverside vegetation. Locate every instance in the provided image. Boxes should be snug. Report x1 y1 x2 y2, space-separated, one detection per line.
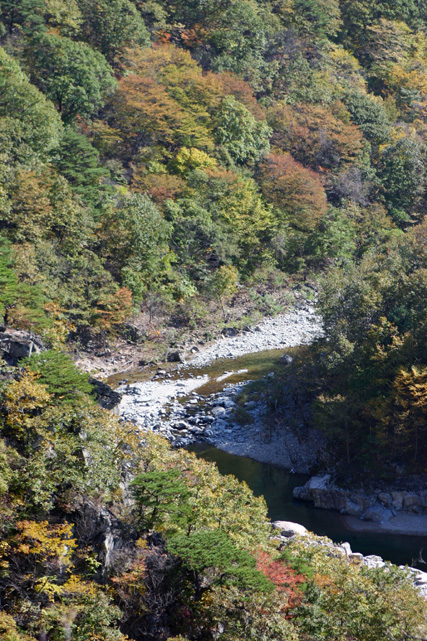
2 0 427 638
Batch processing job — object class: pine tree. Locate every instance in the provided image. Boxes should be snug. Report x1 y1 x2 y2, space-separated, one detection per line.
21 350 94 402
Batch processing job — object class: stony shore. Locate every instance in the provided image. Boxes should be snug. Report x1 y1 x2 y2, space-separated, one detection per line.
117 302 323 473
187 304 322 366
273 521 427 598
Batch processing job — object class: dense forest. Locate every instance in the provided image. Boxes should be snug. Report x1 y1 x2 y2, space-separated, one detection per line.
2 0 427 638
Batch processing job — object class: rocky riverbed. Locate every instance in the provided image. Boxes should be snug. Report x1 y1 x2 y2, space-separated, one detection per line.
118 374 321 473
188 304 322 366
117 303 323 472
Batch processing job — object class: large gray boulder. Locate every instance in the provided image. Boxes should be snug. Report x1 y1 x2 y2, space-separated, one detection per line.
362 503 393 523
272 520 308 537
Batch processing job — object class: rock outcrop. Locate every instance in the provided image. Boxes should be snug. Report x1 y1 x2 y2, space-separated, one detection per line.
271 520 427 598
89 377 122 412
0 328 44 365
293 474 427 520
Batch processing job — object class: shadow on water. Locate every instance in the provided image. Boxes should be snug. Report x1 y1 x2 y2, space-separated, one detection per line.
188 444 427 569
110 347 427 569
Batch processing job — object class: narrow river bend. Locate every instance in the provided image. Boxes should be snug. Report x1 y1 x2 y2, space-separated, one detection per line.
112 309 427 569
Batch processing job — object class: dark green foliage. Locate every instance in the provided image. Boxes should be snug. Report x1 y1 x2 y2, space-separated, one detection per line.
0 235 18 322
377 137 427 226
0 48 63 161
214 96 271 165
131 469 191 529
102 194 171 301
55 126 110 208
21 350 94 402
168 530 275 593
28 33 116 121
345 91 391 147
0 237 52 331
292 0 342 39
77 0 150 63
0 0 45 37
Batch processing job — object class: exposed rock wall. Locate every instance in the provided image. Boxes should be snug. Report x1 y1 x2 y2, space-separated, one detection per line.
294 474 427 521
0 328 44 365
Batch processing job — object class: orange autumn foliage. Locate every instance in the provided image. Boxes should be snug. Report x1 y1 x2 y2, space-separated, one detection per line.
259 153 328 231
269 102 364 170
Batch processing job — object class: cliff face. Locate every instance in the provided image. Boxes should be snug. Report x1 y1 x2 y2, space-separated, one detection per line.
0 329 44 365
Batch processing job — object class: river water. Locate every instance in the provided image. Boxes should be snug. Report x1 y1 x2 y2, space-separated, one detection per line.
188 443 427 568
113 347 427 569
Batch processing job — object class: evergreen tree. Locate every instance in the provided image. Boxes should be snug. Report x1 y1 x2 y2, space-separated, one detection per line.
55 126 110 209
21 350 94 402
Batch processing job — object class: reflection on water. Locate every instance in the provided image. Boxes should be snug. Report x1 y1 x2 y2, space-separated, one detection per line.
110 346 427 568
189 444 427 569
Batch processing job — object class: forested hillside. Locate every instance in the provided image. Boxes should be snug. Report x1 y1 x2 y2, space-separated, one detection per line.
3 0 427 342
2 0 427 638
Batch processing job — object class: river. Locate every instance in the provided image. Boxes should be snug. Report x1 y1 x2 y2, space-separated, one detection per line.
113 310 427 570
188 443 427 569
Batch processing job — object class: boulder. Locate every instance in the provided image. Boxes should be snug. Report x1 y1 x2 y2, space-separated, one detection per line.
338 542 352 556
362 503 393 523
166 349 185 363
222 327 238 337
272 520 308 537
362 555 385 569
211 406 227 418
403 494 421 509
281 354 293 365
90 378 122 411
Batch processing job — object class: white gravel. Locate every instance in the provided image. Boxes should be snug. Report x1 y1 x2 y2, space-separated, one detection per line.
188 305 323 366
117 303 324 471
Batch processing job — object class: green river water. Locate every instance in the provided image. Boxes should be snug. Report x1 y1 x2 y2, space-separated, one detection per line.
112 348 427 569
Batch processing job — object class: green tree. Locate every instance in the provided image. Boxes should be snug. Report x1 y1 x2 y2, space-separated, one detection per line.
378 136 427 226
131 469 192 530
0 0 45 36
28 33 116 121
0 237 52 332
76 0 150 63
168 530 274 593
214 96 271 165
101 194 171 302
55 126 110 209
292 0 342 39
21 350 94 403
0 48 63 162
344 90 391 147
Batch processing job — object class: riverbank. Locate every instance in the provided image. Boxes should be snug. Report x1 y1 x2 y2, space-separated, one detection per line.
117 302 323 472
74 284 310 379
187 304 322 366
343 512 427 536
273 521 427 598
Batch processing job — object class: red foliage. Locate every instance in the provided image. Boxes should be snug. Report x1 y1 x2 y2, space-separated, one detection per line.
259 153 328 231
269 102 363 171
256 550 305 613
